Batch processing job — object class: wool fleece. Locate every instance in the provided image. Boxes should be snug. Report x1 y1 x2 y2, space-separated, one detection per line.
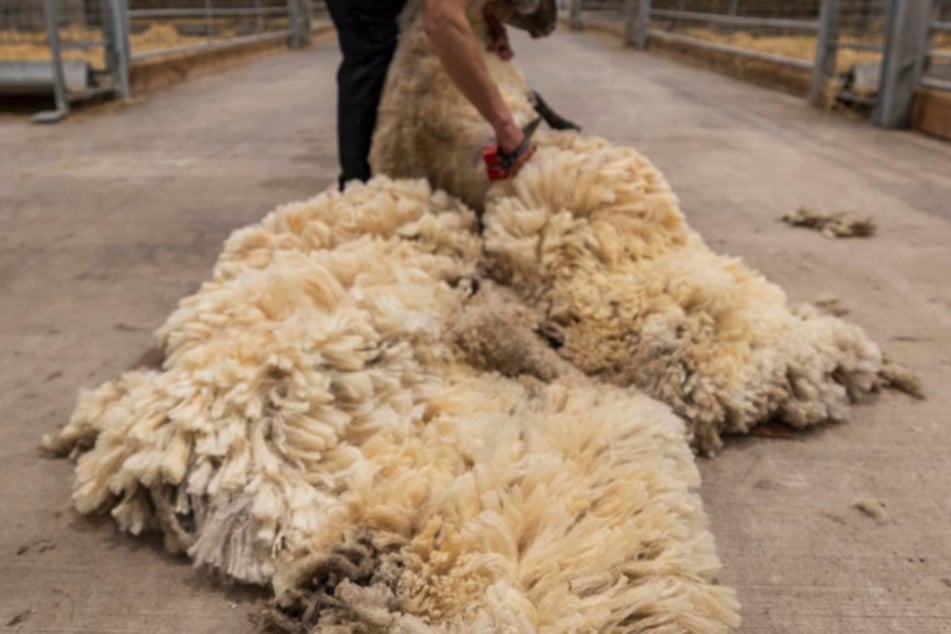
46 179 740 632
371 0 918 454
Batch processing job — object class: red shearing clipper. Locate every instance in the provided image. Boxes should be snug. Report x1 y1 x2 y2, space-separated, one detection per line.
483 117 542 182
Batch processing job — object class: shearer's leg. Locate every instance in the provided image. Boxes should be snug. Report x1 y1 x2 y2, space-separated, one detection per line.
326 0 407 189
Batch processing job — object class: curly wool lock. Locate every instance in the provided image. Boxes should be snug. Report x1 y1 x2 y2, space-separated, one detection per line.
46 178 739 632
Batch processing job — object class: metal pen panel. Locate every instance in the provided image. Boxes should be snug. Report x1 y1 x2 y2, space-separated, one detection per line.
647 1 823 73
125 0 299 62
923 0 951 93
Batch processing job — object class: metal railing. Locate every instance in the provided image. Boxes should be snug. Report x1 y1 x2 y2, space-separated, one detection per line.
0 0 323 121
648 3 821 73
0 0 130 121
565 0 950 128
126 0 303 63
924 0 951 91
568 0 626 30
817 0 889 108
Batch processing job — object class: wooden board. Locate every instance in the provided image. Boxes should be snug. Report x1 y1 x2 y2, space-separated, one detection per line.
912 88 951 141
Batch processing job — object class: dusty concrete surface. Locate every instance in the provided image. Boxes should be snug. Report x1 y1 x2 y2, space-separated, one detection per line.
2 29 950 634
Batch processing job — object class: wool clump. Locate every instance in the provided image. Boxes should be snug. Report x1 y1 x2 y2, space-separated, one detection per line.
46 178 739 632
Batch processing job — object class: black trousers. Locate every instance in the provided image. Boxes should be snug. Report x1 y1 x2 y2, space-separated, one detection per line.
325 0 408 189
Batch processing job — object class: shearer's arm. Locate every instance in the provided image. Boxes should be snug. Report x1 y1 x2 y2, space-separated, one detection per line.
423 0 528 162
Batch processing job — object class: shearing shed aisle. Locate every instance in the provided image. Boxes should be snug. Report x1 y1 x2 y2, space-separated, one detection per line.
2 23 950 634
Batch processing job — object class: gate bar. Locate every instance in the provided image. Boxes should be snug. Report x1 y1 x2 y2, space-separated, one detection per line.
107 0 131 99
34 0 69 123
810 0 841 107
874 0 935 128
636 0 650 50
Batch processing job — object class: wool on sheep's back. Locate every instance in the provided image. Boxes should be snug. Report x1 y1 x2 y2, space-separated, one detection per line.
46 178 739 632
371 0 539 212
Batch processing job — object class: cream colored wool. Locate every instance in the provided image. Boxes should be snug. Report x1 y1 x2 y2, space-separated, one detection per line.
371 2 913 454
46 178 739 631
46 179 481 584
481 133 899 453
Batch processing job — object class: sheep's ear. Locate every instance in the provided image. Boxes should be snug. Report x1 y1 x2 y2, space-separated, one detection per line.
497 0 558 38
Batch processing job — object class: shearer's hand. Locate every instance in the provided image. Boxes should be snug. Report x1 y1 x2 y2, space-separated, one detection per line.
496 121 536 178
483 1 514 60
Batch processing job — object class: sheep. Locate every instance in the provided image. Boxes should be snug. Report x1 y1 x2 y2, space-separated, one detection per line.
371 0 549 211
371 0 919 454
46 177 740 632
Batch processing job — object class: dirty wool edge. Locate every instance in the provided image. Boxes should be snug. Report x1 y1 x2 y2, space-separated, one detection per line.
45 178 740 632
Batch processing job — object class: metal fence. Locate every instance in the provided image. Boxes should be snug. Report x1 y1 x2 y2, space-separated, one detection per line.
127 0 303 63
3 1 946 128
649 0 822 70
0 0 325 121
817 0 889 108
0 1 129 120
568 0 625 30
925 0 951 91
566 0 951 128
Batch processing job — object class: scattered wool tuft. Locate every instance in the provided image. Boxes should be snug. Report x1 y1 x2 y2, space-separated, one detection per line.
852 497 889 523
781 207 877 238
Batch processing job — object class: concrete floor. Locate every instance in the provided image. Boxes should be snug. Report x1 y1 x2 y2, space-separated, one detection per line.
2 29 950 634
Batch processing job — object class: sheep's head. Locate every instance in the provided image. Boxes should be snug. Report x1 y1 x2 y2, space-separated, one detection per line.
491 0 557 38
